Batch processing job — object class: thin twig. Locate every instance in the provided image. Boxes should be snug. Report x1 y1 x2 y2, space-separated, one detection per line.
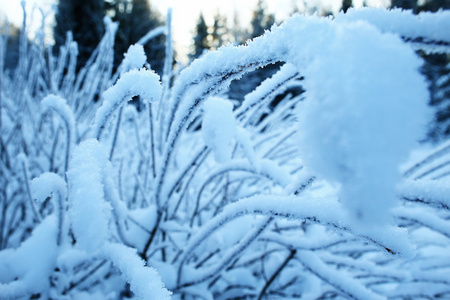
258 249 297 300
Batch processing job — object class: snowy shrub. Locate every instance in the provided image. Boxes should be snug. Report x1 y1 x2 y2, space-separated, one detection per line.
1 7 450 300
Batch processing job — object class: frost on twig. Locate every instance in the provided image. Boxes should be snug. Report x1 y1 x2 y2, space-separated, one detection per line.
2 6 449 299
41 94 76 172
178 195 414 286
0 216 58 299
103 242 172 300
202 97 236 164
297 249 386 300
67 139 111 252
31 172 67 245
92 68 162 139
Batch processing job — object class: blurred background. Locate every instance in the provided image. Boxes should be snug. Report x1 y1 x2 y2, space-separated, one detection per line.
0 0 392 63
0 0 449 140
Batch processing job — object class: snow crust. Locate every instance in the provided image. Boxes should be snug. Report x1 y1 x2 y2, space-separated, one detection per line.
103 242 172 300
336 8 450 44
182 194 413 267
202 97 236 163
238 63 299 116
121 44 147 73
2 7 447 299
41 94 76 147
93 68 162 138
166 13 431 229
67 139 111 252
31 172 67 203
293 18 430 227
298 249 386 300
398 177 450 208
0 216 58 298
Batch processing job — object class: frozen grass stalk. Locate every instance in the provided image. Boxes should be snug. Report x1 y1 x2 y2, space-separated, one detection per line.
1 7 450 300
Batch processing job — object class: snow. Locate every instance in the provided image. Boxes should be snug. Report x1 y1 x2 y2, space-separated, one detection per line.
294 17 430 227
67 139 111 252
31 172 67 203
297 249 385 300
2 6 450 300
121 44 147 73
41 94 76 148
102 242 172 300
336 8 450 45
320 252 409 280
402 139 450 179
102 161 128 223
31 172 67 245
0 216 58 299
136 26 166 47
395 206 450 238
398 177 450 208
181 194 413 271
258 158 292 187
201 97 236 163
163 12 431 230
237 63 299 118
93 68 162 138
125 206 158 250
235 126 260 170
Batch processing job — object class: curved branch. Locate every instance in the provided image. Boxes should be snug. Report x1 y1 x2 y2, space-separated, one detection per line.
257 249 297 300
41 95 76 173
92 69 161 139
190 159 290 226
155 59 277 208
176 194 410 289
177 216 273 288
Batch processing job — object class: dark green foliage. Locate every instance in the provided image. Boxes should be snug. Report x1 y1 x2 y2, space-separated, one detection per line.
390 0 418 11
342 0 353 13
190 13 209 60
111 0 165 74
54 0 165 74
419 0 450 12
250 0 275 39
390 0 450 13
211 12 228 50
190 11 229 61
54 0 105 70
1 23 21 70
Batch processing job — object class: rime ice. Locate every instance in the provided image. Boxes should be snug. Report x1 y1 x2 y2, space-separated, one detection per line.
1 7 449 300
202 97 236 163
295 19 430 227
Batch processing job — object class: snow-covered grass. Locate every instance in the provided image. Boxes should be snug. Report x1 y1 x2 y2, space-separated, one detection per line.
1 7 450 300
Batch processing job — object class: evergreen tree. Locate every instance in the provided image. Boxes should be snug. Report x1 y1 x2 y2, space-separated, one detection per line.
250 0 275 39
112 0 165 74
190 13 209 60
54 0 105 70
342 0 353 13
390 0 418 12
390 0 450 14
1 23 21 70
211 12 228 50
420 0 450 12
231 11 246 45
